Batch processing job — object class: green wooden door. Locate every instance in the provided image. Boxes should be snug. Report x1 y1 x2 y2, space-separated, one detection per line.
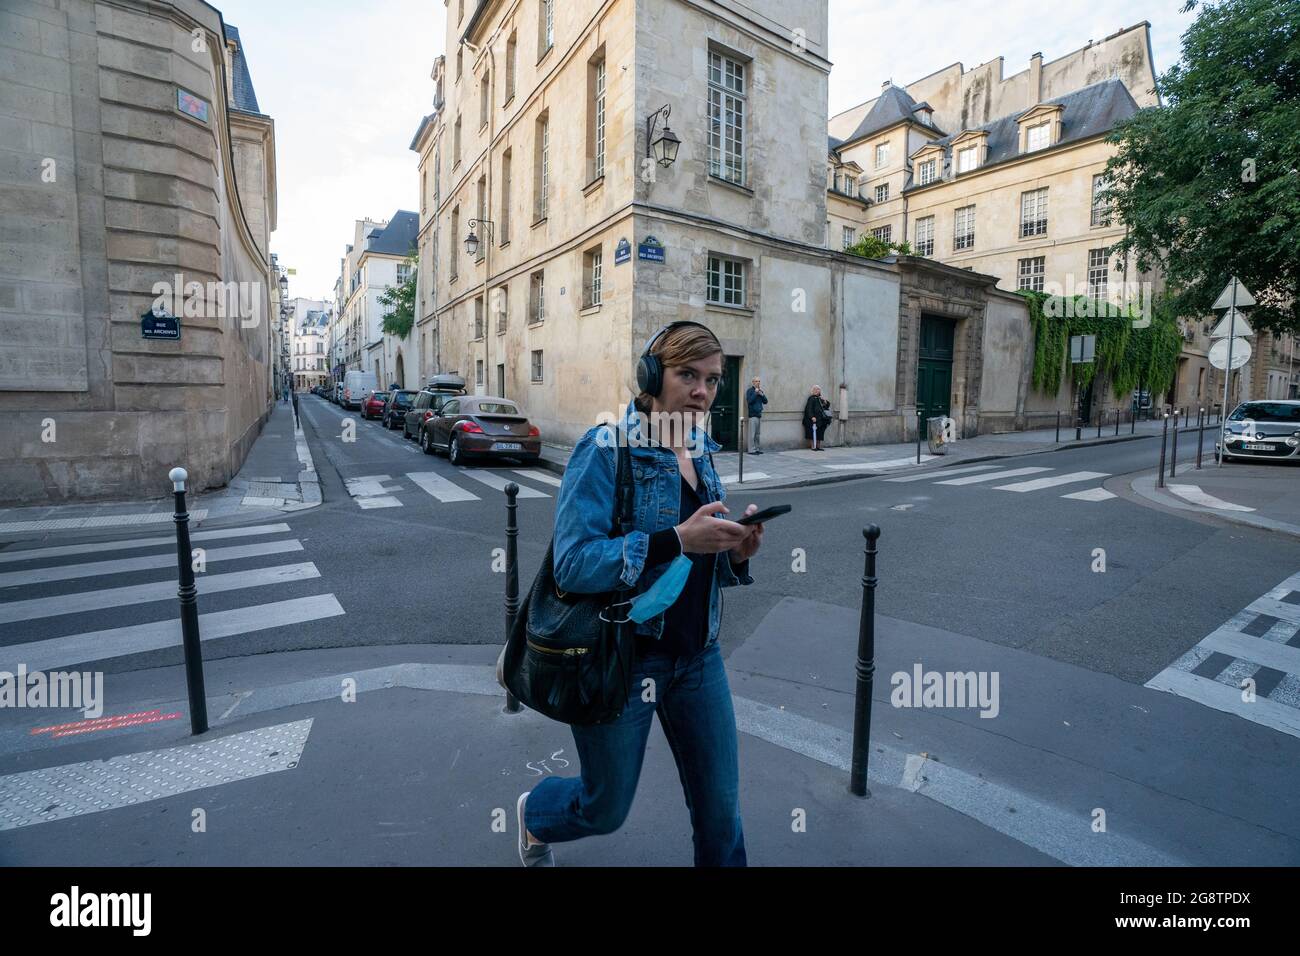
709 355 742 451
916 316 954 427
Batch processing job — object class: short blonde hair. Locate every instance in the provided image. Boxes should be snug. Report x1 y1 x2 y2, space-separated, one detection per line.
634 323 723 412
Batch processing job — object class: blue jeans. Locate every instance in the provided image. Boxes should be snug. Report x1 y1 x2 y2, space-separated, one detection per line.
523 639 747 866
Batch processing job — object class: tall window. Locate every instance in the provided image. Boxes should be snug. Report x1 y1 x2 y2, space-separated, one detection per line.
875 142 889 169
479 72 490 128
1091 174 1112 227
456 46 462 80
871 225 892 242
915 216 935 256
453 115 462 166
1087 249 1109 300
957 146 978 173
538 0 554 57
1026 122 1050 152
500 149 512 242
529 270 545 323
534 113 549 220
917 159 937 185
953 205 975 251
842 226 856 249
1020 188 1048 237
474 296 484 339
1017 257 1045 292
531 349 544 383
708 50 745 184
874 183 889 204
397 262 412 285
449 207 459 280
505 32 517 102
476 359 484 386
589 55 606 180
583 246 603 308
495 284 509 333
475 175 486 258
706 255 745 307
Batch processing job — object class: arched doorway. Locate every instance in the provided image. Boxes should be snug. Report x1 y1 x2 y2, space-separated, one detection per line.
395 353 406 389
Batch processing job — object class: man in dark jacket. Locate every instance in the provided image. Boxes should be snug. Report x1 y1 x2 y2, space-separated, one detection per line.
744 377 768 454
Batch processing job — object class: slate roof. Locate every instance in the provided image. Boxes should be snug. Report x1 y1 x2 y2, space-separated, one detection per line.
223 25 261 114
904 79 1139 191
844 84 945 144
828 134 844 156
366 211 419 257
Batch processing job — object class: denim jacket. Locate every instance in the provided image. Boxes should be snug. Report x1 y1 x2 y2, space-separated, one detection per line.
552 400 755 646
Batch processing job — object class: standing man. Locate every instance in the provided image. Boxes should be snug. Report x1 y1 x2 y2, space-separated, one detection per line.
745 377 768 454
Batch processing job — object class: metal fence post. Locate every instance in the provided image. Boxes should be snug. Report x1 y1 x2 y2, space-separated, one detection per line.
1055 410 1060 443
916 411 922 465
1170 410 1180 478
738 415 745 484
849 525 880 798
503 482 521 714
1196 407 1205 469
1096 409 1102 439
1114 408 1120 436
169 468 208 735
1157 417 1168 489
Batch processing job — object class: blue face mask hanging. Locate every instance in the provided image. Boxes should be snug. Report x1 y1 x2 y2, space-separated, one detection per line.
627 553 693 623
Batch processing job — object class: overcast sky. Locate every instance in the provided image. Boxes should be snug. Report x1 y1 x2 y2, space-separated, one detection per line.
213 0 1198 301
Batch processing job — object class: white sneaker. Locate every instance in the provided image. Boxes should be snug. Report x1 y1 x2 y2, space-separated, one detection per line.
517 791 554 867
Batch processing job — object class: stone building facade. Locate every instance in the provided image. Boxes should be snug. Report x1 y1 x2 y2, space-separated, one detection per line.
0 0 277 503
333 213 420 389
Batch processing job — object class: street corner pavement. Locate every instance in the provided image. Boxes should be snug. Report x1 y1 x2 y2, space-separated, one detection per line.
1131 462 1300 539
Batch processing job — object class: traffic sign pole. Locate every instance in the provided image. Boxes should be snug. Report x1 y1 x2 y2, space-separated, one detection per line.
1218 279 1237 468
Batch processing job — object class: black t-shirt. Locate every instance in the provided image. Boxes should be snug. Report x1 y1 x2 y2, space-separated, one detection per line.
638 474 714 659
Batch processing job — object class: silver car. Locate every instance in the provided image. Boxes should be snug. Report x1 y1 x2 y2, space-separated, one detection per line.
1216 400 1300 463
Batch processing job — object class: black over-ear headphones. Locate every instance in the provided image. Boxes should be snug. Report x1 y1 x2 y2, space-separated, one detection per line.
635 321 723 397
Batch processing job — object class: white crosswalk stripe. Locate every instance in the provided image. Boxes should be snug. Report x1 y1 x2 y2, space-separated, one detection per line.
884 465 1001 482
1146 571 1300 739
883 464 1115 501
1061 487 1118 502
406 471 481 502
934 467 1051 486
0 525 346 685
992 471 1109 493
456 469 550 498
511 469 563 488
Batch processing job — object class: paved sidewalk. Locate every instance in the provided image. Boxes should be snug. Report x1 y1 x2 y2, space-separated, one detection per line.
4 593 1292 865
540 415 1211 490
0 402 320 540
1132 460 1300 539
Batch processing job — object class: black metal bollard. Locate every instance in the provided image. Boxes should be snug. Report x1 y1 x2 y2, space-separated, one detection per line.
850 525 880 798
916 411 922 465
1131 405 1136 434
503 483 521 713
169 468 208 735
1170 411 1180 478
1115 409 1120 436
1157 417 1168 489
1055 410 1060 443
1196 408 1205 469
738 416 745 484
1096 409 1102 439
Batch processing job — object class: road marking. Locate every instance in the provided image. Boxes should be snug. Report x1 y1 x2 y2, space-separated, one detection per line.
0 594 346 673
343 475 394 498
1145 668 1300 739
884 465 1001 482
823 455 938 471
1167 484 1256 512
356 496 402 509
0 539 303 589
0 719 313 831
1200 626 1300 676
1061 487 1118 501
0 511 208 535
0 562 321 625
934 467 1051 486
405 471 481 503
718 472 770 483
1246 597 1300 626
457 469 550 497
0 524 292 565
511 469 562 488
993 471 1109 493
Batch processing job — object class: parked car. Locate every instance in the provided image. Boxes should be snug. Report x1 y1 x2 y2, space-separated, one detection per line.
342 370 378 410
420 395 541 465
403 374 468 441
1216 400 1300 463
361 390 390 420
382 389 418 429
333 382 344 404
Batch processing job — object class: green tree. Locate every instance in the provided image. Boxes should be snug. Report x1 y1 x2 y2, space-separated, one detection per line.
379 252 417 339
1104 0 1300 335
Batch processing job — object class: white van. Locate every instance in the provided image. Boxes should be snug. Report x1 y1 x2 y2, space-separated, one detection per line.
342 370 378 410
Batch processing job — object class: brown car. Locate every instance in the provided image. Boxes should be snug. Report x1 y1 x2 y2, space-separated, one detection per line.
420 395 541 465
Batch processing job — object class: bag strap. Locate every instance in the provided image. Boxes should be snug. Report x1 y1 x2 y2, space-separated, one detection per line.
612 430 634 537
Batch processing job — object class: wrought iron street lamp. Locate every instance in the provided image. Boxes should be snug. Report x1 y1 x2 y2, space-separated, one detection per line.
646 104 680 168
464 218 494 257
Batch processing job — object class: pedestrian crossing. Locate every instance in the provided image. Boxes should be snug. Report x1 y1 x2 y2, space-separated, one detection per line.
342 467 559 509
884 464 1115 501
1146 571 1300 739
0 523 343 674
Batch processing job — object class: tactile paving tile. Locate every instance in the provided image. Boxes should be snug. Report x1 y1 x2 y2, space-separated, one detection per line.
0 719 312 831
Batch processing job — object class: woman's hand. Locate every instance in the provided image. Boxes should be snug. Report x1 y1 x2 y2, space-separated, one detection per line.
728 504 764 563
675 502 752 554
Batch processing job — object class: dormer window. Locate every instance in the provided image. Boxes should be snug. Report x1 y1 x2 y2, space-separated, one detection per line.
1026 122 1051 152
917 158 938 185
957 146 979 173
1016 103 1064 154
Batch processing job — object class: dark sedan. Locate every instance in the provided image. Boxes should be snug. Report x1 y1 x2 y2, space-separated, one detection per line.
382 390 417 429
1216 400 1300 463
361 391 389 420
420 396 541 465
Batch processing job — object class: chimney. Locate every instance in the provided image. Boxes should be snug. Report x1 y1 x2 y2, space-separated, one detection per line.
881 80 892 91
1029 52 1043 107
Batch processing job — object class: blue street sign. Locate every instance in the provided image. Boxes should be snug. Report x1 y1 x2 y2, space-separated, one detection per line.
615 238 631 265
638 236 665 263
141 309 180 340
